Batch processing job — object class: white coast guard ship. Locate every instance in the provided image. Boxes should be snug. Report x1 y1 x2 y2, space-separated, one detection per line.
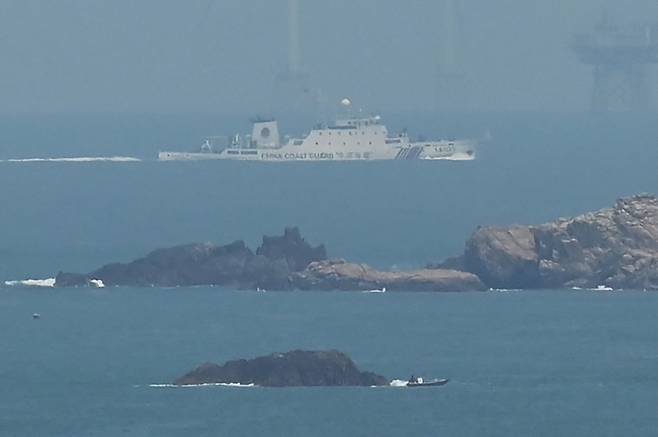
158 100 476 162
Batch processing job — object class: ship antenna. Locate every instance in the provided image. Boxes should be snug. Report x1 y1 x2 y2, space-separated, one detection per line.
340 97 353 119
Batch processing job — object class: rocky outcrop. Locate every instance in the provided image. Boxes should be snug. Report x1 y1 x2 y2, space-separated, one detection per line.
257 227 326 273
292 259 486 292
463 225 540 288
54 195 658 292
90 240 255 287
174 350 389 387
55 227 326 289
53 272 92 287
54 227 485 291
445 194 658 290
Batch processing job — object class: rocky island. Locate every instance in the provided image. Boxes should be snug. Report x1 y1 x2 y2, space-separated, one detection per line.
56 227 327 290
174 350 389 387
53 194 658 291
54 227 484 292
292 259 484 292
435 193 658 290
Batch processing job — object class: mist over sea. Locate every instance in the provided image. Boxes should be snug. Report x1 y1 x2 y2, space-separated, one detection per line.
1 111 658 436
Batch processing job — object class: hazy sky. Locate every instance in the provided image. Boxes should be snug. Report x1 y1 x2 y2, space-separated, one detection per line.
0 0 656 114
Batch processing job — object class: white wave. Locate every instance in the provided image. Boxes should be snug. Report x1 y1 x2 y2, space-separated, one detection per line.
4 278 56 288
89 279 105 288
1 156 141 163
389 379 409 387
570 285 616 292
421 154 475 161
489 288 523 292
591 285 614 291
148 382 256 388
151 381 404 389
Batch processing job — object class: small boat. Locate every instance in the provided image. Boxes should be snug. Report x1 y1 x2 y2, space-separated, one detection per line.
32 313 41 320
406 377 449 388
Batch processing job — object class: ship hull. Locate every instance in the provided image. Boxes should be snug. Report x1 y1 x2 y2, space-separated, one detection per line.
158 152 227 161
159 141 476 162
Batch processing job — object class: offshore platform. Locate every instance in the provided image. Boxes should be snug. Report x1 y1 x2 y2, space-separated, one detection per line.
572 18 658 112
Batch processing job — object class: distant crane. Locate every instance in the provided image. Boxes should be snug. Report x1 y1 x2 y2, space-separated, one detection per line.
572 15 658 112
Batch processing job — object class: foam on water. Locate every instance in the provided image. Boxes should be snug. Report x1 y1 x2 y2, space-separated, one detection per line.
421 154 474 161
148 382 393 389
148 382 256 388
89 279 105 288
0 156 141 163
591 285 614 292
389 379 409 387
570 286 616 292
4 278 56 288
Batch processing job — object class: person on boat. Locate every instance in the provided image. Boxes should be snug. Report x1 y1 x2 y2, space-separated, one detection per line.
408 375 418 384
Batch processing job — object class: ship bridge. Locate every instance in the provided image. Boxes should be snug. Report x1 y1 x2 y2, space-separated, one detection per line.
334 115 382 129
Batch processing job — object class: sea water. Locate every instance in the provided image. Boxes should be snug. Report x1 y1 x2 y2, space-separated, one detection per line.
0 288 657 436
1 112 658 436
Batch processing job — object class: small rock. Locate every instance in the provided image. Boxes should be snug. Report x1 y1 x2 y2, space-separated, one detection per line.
174 350 389 387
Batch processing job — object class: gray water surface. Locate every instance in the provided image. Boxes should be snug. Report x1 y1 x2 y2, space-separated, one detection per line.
0 288 657 437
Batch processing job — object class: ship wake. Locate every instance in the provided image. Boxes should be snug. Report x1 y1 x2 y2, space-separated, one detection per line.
0 156 141 163
147 382 256 389
422 154 475 161
4 278 56 288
